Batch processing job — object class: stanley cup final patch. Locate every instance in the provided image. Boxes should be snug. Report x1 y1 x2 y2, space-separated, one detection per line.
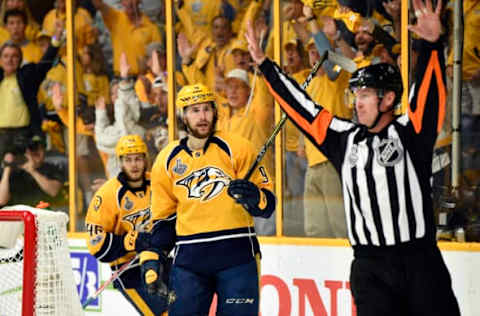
173 158 187 175
375 138 403 167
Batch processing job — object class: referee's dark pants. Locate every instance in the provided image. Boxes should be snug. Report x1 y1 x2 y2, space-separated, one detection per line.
350 245 461 316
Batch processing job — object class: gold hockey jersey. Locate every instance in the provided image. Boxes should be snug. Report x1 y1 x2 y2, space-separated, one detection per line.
85 172 152 268
150 131 274 271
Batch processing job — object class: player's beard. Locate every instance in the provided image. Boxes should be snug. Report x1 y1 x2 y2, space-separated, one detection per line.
122 166 146 183
185 119 215 139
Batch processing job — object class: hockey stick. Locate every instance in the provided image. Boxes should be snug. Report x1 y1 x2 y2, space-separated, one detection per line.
243 50 329 180
82 254 140 309
327 50 357 74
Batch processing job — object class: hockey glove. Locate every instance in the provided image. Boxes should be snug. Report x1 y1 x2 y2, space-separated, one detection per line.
228 179 264 217
140 251 169 297
124 231 151 252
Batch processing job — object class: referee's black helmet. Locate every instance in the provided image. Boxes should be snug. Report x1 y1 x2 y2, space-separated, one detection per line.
349 63 404 107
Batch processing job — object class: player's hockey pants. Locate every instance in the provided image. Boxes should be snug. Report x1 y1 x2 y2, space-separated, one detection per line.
168 258 260 316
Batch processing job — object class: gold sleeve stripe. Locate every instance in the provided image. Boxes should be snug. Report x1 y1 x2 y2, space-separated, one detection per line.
140 251 160 264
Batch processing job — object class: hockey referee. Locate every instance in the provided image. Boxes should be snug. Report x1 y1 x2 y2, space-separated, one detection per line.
245 0 460 314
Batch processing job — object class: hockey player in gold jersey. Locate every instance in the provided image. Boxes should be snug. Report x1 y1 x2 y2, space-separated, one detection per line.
145 83 276 315
85 134 168 316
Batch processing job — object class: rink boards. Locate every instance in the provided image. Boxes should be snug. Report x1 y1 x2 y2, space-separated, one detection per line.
66 237 480 316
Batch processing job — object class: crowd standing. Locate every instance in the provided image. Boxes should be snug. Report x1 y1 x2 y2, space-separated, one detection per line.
0 0 477 313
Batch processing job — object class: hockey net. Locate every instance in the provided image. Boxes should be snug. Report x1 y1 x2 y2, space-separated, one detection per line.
0 206 83 316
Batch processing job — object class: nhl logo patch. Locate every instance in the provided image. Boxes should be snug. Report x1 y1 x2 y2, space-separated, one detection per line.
375 138 403 167
173 158 187 175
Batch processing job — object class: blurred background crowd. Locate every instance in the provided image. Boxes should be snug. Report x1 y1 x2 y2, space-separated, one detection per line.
0 0 478 241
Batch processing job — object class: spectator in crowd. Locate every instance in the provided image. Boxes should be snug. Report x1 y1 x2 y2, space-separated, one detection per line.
146 83 275 315
217 68 275 235
0 0 40 42
213 38 275 135
135 42 186 104
282 38 309 230
85 134 169 315
135 42 166 103
295 3 399 68
94 52 146 179
446 0 480 172
0 135 65 208
179 0 227 38
50 80 98 208
381 0 401 41
301 36 351 238
42 0 97 56
80 43 110 107
92 0 162 76
142 80 170 159
178 0 263 92
137 71 187 161
37 45 88 156
88 79 121 193
174 0 225 56
34 29 51 54
178 15 235 91
0 21 63 160
3 9 43 64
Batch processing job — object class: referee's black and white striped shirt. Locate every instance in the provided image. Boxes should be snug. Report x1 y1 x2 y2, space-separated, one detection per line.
259 39 446 253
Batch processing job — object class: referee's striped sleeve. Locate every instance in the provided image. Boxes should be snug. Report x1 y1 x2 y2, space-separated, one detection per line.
408 40 446 140
259 58 333 147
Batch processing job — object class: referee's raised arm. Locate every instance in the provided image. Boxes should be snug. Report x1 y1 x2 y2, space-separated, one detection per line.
408 0 447 150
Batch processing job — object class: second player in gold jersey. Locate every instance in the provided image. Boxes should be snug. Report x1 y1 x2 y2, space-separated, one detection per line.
85 135 168 316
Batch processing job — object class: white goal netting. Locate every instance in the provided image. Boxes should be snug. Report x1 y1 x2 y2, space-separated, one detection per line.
0 206 83 316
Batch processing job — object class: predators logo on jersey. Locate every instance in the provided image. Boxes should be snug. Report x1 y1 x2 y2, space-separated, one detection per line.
176 166 231 202
122 207 152 232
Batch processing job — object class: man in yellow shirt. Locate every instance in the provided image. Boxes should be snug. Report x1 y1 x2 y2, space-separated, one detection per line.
178 0 263 92
92 0 162 76
178 15 236 92
0 20 62 160
42 0 96 56
301 39 351 238
215 39 274 136
446 0 480 158
217 68 275 235
3 9 42 64
281 38 310 234
180 0 224 39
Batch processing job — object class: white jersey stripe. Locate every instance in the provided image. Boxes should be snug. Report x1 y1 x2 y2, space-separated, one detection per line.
406 153 425 238
356 143 380 246
343 132 368 245
372 136 395 246
330 117 355 133
277 71 320 117
176 232 257 245
351 191 368 245
389 128 410 242
342 131 358 245
343 182 355 245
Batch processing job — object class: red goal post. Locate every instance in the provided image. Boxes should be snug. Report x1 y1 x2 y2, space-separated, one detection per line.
0 206 83 316
0 210 37 316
